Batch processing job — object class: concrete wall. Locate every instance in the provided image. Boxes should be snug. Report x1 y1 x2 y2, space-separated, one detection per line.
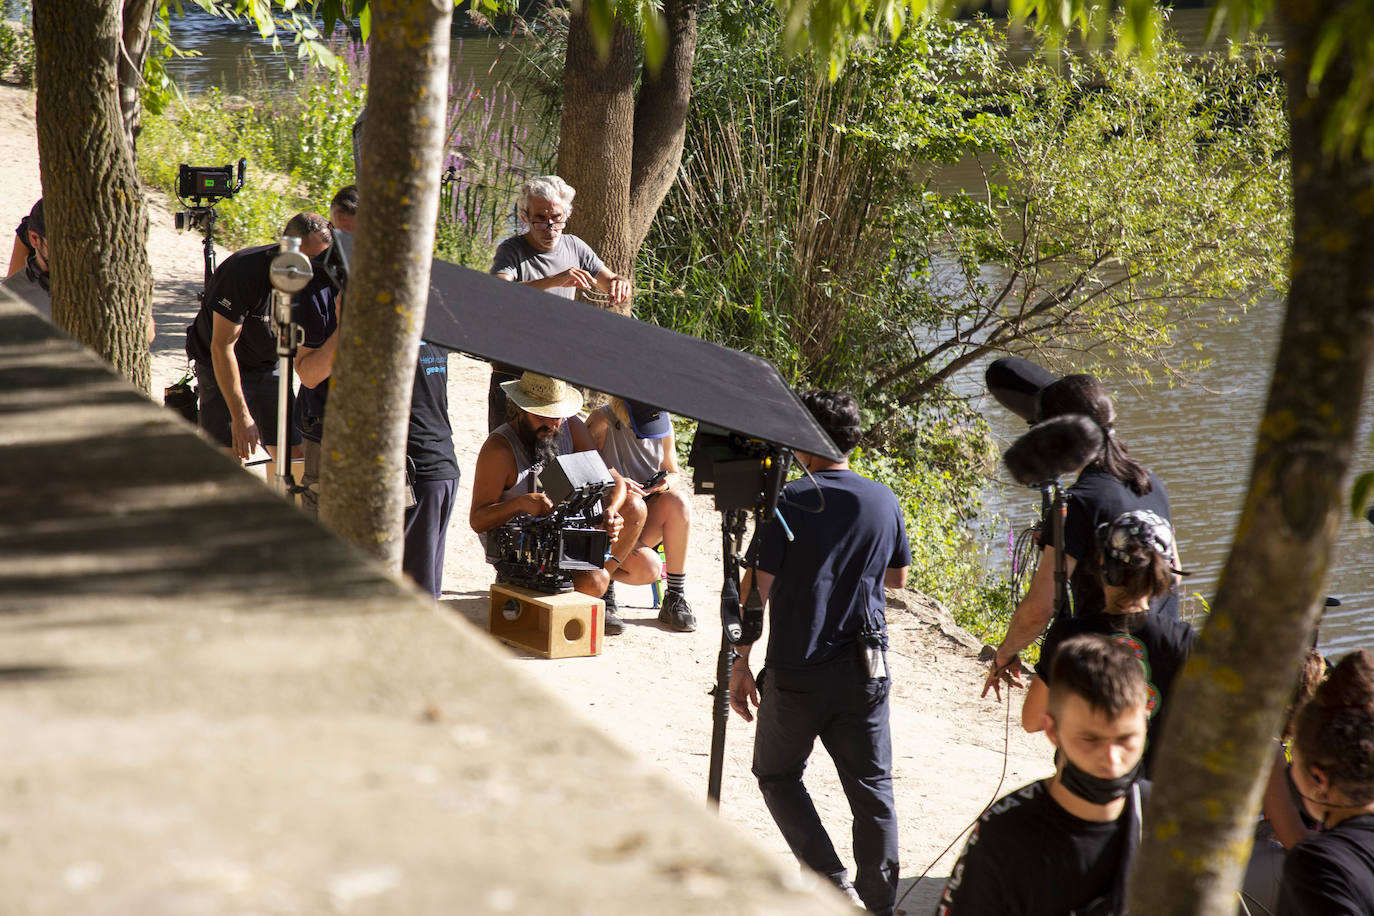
0 296 845 915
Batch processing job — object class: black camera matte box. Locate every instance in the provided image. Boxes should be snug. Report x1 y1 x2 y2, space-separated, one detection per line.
539 452 613 505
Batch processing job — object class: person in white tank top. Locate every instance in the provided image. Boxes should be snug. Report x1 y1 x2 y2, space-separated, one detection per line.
586 397 697 632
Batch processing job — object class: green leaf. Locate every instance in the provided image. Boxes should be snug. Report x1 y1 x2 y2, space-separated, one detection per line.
1351 471 1374 520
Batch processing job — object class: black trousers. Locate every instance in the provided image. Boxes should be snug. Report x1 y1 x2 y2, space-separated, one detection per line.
752 652 899 916
402 476 459 599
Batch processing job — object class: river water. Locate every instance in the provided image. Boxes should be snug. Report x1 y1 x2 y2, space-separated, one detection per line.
973 305 1374 655
163 8 1374 652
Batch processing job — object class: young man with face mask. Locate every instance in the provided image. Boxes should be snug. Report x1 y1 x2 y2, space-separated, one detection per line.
937 634 1149 915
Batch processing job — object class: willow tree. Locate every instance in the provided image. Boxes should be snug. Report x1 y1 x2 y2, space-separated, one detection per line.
33 0 155 392
316 0 452 568
554 0 698 312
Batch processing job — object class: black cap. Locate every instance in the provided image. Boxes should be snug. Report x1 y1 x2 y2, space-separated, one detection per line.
26 198 43 237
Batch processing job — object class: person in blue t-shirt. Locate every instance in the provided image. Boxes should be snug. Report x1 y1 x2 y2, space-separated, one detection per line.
730 390 911 916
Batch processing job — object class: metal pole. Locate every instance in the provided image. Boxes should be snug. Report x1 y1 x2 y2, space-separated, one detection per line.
268 237 313 497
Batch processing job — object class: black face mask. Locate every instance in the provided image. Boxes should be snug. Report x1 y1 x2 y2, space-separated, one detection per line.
1058 752 1143 805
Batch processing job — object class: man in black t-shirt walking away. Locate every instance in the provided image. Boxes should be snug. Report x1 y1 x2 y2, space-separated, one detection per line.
730 390 911 915
937 634 1150 915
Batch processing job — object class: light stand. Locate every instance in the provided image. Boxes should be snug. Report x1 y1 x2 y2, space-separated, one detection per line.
269 237 313 497
689 425 793 806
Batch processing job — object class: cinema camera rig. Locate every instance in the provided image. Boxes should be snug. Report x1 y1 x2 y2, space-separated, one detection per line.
488 452 615 594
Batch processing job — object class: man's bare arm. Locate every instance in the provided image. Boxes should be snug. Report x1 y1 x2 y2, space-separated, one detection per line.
209 313 258 460
884 566 909 589
469 435 553 533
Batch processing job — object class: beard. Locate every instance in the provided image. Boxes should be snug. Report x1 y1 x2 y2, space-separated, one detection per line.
533 434 559 471
517 412 561 469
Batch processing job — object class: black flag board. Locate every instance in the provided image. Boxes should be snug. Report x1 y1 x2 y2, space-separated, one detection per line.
423 258 841 461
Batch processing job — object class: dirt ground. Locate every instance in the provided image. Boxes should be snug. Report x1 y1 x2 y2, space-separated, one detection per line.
1 85 1050 914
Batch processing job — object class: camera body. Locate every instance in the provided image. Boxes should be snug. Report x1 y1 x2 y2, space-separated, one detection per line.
177 160 245 203
488 452 614 594
173 158 246 234
174 208 214 233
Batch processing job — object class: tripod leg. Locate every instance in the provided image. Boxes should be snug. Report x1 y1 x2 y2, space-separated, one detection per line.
707 629 733 805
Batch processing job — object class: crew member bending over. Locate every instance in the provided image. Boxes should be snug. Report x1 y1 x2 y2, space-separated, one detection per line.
485 175 631 431
469 372 658 635
587 397 696 632
1020 510 1196 778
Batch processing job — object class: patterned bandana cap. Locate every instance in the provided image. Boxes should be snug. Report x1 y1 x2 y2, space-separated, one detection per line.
1098 510 1174 567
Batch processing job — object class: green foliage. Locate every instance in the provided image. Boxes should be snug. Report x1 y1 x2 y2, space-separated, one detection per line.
137 47 365 249
0 3 34 86
640 14 1289 436
850 445 1014 643
432 61 552 269
136 35 548 263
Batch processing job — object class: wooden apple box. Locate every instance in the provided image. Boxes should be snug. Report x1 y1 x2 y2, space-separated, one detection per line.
488 583 604 659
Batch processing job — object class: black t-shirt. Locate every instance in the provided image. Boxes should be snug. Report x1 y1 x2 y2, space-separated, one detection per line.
1042 468 1177 619
936 779 1148 916
407 341 458 481
750 469 910 670
187 245 336 382
1035 612 1197 777
1281 814 1374 915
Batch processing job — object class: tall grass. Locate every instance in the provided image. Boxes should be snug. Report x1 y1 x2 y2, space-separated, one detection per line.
136 36 549 259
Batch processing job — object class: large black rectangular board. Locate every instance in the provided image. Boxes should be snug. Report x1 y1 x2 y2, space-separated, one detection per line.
423 258 841 461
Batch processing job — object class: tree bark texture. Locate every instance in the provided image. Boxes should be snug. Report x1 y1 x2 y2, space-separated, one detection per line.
33 0 154 393
118 0 157 155
626 0 698 257
556 9 635 313
1127 2 1374 912
317 0 452 571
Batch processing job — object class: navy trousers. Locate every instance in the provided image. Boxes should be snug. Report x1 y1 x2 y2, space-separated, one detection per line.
403 476 459 598
752 652 899 915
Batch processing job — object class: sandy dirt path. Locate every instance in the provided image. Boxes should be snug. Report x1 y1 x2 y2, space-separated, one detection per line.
2 85 1050 914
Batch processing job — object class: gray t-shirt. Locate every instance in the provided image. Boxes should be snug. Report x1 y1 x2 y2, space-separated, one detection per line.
490 234 605 298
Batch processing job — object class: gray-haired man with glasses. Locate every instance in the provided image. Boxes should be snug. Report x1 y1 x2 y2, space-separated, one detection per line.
487 174 631 431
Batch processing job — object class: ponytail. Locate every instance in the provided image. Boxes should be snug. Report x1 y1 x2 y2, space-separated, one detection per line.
1040 374 1152 496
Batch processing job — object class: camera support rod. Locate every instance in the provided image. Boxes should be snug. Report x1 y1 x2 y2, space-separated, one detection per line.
269 236 312 497
708 507 751 805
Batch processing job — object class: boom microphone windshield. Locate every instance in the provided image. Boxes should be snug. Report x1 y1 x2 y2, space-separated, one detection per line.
986 357 1059 424
1003 414 1104 486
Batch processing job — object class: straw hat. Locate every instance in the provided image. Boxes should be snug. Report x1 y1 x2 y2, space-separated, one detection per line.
501 371 584 419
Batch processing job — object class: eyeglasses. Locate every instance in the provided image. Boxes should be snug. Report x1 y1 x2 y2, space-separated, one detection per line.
530 217 566 230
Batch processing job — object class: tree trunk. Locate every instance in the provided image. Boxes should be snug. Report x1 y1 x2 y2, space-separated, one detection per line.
317 0 452 570
1127 2 1374 912
33 0 154 393
119 0 156 154
626 0 698 257
555 9 635 313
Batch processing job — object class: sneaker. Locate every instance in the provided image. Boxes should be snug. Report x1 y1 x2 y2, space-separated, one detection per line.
658 591 697 632
602 584 624 636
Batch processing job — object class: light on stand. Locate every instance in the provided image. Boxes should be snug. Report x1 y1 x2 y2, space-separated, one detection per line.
269 236 312 498
689 425 795 805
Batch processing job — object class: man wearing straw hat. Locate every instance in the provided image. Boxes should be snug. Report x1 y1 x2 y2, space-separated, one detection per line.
469 371 660 635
